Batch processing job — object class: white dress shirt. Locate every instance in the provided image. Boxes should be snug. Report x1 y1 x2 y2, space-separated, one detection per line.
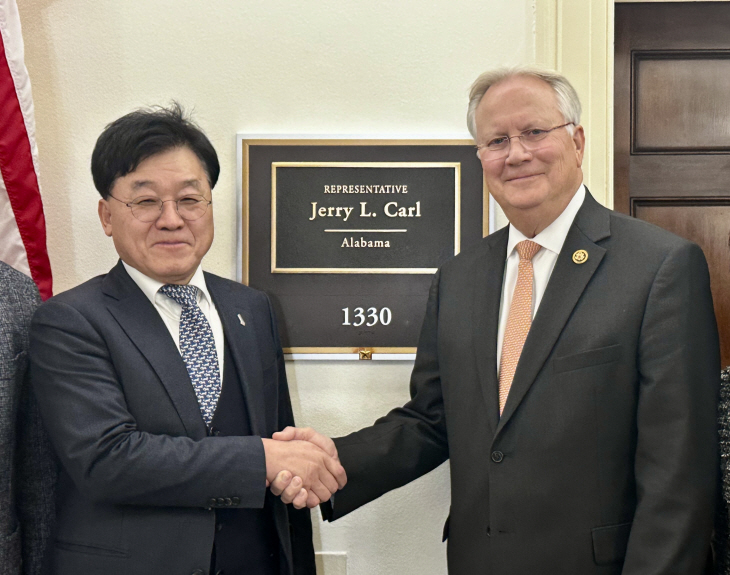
496 184 586 374
123 261 225 382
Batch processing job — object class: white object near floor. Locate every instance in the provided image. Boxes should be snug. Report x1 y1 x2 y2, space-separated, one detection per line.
316 552 347 575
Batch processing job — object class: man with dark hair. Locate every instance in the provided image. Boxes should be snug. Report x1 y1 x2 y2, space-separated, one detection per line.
0 261 56 575
90 103 221 200
30 104 345 575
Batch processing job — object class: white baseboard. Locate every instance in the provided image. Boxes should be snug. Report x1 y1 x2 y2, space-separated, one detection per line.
315 551 347 575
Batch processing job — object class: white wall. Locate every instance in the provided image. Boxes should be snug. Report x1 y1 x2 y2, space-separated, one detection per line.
20 1 534 573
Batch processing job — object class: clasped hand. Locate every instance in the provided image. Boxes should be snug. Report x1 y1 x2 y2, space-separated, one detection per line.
263 427 345 509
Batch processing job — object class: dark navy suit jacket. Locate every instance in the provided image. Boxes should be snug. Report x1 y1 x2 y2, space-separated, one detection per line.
30 262 314 575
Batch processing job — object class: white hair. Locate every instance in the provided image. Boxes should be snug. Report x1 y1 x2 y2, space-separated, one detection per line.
466 66 582 139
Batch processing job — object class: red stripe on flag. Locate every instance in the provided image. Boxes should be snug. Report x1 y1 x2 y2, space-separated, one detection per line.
0 30 52 299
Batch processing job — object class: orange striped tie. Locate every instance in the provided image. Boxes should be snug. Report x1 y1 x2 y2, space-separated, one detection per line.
498 240 542 414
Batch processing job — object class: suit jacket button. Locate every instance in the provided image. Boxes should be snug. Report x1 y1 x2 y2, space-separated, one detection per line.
191 570 205 575
217 497 226 506
232 497 240 505
224 497 232 506
208 498 217 507
486 526 491 537
491 451 504 463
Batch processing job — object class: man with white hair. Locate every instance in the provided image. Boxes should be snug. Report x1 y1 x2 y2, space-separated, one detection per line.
274 67 720 574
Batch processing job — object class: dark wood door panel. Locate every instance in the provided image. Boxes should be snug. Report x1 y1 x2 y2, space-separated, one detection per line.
616 2 730 366
634 201 730 365
629 156 730 197
616 3 730 49
615 3 730 213
634 55 730 152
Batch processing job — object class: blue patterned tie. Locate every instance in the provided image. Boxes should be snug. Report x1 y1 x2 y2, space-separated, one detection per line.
159 284 221 426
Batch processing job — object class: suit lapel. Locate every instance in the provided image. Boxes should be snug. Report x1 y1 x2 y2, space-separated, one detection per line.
496 192 611 434
102 261 208 440
205 274 267 437
472 228 509 437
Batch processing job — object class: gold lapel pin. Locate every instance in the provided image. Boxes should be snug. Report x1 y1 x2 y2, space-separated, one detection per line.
572 250 588 264
237 313 246 326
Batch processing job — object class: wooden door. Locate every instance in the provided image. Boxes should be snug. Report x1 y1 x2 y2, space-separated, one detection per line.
615 2 730 366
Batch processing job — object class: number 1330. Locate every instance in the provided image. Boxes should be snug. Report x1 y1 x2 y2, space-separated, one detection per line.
342 307 392 326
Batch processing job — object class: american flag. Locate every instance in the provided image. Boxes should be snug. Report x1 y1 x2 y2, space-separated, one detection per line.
0 0 52 299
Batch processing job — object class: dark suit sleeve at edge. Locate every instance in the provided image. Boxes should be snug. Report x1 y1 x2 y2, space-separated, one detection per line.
29 299 267 509
325 271 450 521
622 241 719 574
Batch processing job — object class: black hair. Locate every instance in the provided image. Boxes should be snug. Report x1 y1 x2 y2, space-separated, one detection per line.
90 102 220 198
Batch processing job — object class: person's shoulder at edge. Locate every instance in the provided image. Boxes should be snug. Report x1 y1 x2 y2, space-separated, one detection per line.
0 261 42 324
0 260 40 296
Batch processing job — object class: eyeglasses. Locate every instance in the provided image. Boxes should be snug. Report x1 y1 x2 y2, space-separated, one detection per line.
476 122 574 160
108 194 212 222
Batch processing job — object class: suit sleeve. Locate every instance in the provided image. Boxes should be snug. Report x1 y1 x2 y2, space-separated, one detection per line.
15 368 57 575
622 241 719 574
326 271 450 520
30 299 267 509
12 282 56 575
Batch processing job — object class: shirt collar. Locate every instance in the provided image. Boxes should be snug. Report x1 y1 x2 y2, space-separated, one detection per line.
506 183 586 259
122 261 211 306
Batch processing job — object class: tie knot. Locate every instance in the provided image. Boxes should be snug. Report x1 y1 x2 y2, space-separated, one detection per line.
159 284 199 308
516 240 541 262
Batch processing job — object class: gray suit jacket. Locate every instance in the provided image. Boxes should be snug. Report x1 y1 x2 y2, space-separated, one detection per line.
0 261 56 575
326 192 720 575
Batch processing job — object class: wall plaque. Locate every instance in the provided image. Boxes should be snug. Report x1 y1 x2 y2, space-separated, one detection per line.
272 162 460 273
239 139 487 356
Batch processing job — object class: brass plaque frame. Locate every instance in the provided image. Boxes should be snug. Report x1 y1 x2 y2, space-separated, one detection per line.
239 138 486 356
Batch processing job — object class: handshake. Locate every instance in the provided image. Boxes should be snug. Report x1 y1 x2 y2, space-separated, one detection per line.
262 427 346 509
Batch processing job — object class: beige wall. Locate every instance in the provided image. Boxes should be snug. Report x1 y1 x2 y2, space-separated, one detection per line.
20 1 534 574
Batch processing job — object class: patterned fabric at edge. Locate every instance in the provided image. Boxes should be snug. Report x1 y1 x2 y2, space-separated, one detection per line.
0 260 56 575
717 367 730 574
